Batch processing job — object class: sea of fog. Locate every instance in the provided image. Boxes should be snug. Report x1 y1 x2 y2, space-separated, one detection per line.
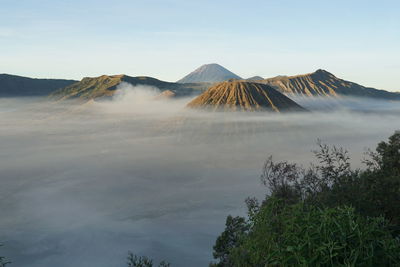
1 84 399 267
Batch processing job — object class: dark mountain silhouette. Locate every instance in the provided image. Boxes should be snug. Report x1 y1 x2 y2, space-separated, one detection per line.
0 74 77 97
262 69 400 100
177 63 242 83
186 80 306 112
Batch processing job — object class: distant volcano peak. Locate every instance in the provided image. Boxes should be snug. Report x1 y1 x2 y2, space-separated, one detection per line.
177 63 242 83
313 69 334 77
315 69 329 73
198 63 222 68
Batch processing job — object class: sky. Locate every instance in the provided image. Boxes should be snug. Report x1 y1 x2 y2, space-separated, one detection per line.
0 0 399 91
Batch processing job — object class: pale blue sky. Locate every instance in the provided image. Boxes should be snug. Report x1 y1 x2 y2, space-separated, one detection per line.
1 0 399 90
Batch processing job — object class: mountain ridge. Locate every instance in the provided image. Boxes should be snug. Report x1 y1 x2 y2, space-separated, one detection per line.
50 74 209 101
2 68 399 101
261 69 400 100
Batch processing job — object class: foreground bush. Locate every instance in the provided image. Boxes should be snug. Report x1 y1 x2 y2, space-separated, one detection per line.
127 253 170 267
0 256 9 267
260 134 400 225
0 244 10 267
227 199 400 266
212 132 400 266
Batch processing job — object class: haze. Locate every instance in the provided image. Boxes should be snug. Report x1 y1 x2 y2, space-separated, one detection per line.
0 85 399 266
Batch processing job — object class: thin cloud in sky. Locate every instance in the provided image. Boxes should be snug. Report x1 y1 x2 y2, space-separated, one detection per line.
0 0 399 90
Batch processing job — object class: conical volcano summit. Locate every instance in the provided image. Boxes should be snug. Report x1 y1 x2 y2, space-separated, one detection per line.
187 80 306 112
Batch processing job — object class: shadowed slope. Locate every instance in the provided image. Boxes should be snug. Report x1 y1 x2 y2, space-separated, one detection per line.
263 69 400 100
187 80 306 112
0 74 77 97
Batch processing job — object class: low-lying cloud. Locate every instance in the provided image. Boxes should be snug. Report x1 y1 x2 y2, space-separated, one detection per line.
96 82 194 116
0 86 399 266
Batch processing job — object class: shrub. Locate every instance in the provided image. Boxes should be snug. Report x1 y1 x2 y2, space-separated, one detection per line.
230 199 400 266
211 216 249 267
212 132 400 266
260 133 400 226
127 253 170 267
0 244 10 267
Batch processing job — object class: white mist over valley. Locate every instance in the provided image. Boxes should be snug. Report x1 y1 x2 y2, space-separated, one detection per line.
0 84 399 266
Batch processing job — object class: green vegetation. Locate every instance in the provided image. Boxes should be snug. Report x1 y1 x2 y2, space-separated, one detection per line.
214 200 400 266
127 252 170 267
212 132 400 266
0 244 10 267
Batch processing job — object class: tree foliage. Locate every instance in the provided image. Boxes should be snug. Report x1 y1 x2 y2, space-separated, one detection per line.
127 253 170 267
230 200 400 266
212 132 400 266
0 245 10 267
211 216 249 267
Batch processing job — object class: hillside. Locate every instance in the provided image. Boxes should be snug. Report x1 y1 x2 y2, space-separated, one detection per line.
177 63 242 83
0 74 77 97
262 69 400 100
51 74 209 101
186 80 306 112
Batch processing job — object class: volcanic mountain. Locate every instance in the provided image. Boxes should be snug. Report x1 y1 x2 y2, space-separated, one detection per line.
154 90 176 100
186 80 306 112
51 74 208 101
262 69 400 100
0 74 77 97
246 76 264 81
177 63 242 83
